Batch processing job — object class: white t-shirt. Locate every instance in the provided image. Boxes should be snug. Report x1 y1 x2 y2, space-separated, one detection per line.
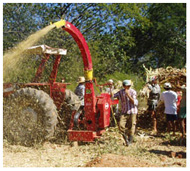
160 90 178 114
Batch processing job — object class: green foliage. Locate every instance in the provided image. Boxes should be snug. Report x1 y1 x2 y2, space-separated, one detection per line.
146 3 186 68
100 71 145 91
3 3 186 84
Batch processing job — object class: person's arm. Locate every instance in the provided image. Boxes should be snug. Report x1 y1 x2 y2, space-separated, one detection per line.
160 93 163 102
157 93 164 106
147 84 152 90
176 81 186 90
112 90 121 100
175 92 178 102
176 82 182 89
157 85 161 100
82 86 85 96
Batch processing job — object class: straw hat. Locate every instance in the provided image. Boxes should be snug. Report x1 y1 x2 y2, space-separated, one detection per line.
77 76 85 83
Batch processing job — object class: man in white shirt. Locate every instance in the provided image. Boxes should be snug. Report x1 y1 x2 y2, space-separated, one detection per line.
160 82 178 136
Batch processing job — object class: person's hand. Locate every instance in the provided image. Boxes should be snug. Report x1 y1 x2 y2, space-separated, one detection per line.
125 89 135 104
125 89 130 97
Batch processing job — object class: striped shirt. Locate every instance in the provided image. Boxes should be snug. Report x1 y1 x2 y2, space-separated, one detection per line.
114 88 138 114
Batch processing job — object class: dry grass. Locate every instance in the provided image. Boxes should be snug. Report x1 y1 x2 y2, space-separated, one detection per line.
3 126 186 167
3 96 186 167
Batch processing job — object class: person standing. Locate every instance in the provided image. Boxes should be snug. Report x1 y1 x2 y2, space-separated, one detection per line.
105 79 114 94
176 90 182 133
74 76 85 106
160 83 178 136
147 76 161 134
113 80 138 145
176 82 186 139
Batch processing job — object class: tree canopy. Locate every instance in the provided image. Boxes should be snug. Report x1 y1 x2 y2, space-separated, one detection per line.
3 3 186 84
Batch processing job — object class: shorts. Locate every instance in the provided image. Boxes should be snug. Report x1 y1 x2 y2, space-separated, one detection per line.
179 107 186 119
148 99 158 111
148 103 158 111
165 114 177 122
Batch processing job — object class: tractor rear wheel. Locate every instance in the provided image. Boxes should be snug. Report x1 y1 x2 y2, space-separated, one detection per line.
3 87 58 146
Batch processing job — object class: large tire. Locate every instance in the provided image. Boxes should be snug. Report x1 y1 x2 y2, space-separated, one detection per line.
3 87 58 146
60 89 81 130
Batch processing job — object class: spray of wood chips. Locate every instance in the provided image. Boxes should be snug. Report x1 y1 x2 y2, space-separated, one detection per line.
3 24 55 81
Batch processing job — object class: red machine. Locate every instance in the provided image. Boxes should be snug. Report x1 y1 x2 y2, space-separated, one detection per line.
60 20 118 142
3 20 118 144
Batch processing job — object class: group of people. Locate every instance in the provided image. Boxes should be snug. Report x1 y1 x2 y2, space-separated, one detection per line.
74 76 186 146
147 76 186 140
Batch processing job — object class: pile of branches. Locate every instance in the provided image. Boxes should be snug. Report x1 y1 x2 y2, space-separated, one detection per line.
154 66 186 90
138 66 186 117
139 66 186 98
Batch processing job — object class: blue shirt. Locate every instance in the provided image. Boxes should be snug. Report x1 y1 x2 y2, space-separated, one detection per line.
74 84 85 99
74 84 85 106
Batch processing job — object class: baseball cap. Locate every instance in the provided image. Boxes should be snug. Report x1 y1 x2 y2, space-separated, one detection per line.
108 79 114 84
123 80 131 86
164 82 172 89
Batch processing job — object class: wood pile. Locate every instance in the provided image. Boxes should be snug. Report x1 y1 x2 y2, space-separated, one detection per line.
138 65 186 117
140 65 186 96
153 66 186 90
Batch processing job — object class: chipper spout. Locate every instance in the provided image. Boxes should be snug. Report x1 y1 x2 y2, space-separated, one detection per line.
51 19 66 28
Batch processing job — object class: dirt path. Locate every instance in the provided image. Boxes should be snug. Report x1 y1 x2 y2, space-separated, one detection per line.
3 126 186 167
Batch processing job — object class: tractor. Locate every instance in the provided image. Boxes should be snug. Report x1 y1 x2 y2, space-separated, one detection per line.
3 20 118 146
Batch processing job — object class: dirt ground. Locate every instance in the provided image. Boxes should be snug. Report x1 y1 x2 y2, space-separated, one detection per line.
3 119 186 167
3 133 186 167
3 99 187 167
